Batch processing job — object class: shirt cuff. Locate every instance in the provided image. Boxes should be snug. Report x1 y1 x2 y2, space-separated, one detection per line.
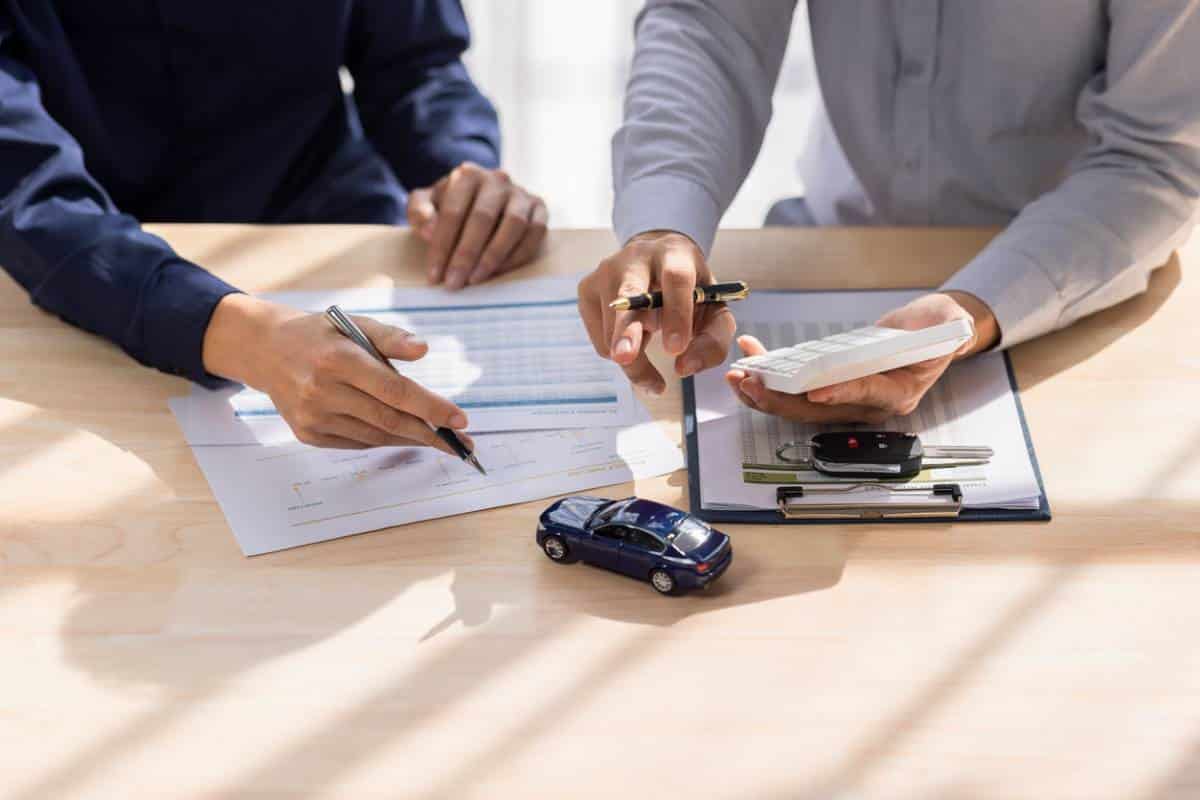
613 174 723 256
139 259 242 389
941 244 1064 350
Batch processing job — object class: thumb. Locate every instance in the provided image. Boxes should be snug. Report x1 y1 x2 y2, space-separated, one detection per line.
407 188 437 241
353 316 429 362
736 334 767 357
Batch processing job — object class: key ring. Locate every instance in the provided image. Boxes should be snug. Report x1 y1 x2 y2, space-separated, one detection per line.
775 441 813 465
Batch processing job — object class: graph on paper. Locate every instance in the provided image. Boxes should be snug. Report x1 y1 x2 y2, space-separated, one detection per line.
175 277 646 445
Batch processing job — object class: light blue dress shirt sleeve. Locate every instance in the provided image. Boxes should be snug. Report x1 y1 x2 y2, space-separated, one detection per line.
942 0 1200 347
612 0 798 255
613 0 1200 349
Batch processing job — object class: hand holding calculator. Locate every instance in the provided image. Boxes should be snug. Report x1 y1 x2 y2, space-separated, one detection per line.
732 318 975 395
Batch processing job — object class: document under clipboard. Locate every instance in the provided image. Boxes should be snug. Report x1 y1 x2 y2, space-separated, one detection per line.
680 289 1051 526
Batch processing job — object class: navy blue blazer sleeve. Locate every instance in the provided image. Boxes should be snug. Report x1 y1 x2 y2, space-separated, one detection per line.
0 25 240 387
348 0 501 189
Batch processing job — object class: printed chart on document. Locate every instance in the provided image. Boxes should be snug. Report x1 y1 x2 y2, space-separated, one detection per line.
171 276 684 554
175 276 644 446
190 422 681 555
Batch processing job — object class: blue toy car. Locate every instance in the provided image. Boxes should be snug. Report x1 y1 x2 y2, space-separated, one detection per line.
536 496 732 595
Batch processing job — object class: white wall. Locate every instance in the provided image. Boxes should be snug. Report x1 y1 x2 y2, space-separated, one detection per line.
460 1 818 229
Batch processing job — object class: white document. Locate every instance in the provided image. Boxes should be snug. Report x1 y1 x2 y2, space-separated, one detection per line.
694 290 1043 512
173 275 640 445
172 404 683 556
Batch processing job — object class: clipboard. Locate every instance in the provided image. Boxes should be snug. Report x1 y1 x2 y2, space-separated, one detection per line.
682 352 1051 525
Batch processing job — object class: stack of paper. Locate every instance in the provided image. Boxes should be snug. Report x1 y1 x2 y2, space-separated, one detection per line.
692 290 1044 514
171 276 683 555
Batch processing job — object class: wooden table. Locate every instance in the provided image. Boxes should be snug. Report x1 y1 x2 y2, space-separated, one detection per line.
1 225 1197 799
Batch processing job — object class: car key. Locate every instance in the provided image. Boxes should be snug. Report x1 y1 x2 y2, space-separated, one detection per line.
775 431 993 479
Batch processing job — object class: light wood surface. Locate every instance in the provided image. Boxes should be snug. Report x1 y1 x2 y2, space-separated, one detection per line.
1 224 1198 799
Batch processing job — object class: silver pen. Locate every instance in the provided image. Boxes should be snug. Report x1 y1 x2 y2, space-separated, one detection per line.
324 304 486 475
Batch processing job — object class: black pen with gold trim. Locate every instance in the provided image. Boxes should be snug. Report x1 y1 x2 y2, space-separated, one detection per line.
608 280 750 311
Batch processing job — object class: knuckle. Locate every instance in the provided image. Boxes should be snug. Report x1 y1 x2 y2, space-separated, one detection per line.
296 375 323 406
469 205 499 226
660 262 694 288
313 344 343 375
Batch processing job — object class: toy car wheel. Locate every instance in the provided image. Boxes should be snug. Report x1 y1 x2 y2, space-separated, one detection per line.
649 568 677 595
542 535 571 563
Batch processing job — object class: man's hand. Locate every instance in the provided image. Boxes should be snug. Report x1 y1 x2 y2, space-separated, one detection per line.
577 231 737 394
202 294 471 452
725 291 1000 423
407 162 548 290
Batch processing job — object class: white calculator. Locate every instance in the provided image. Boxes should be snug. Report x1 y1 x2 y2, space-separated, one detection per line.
732 318 974 395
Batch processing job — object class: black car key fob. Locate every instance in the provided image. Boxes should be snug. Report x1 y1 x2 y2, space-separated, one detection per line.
810 431 925 478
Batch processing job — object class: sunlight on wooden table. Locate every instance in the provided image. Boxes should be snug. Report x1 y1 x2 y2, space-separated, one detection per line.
0 225 1197 799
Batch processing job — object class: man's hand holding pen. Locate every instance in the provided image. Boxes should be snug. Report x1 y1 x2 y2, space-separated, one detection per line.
202 294 474 456
577 230 739 394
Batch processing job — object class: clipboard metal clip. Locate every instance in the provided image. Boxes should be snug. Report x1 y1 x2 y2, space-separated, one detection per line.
776 482 964 520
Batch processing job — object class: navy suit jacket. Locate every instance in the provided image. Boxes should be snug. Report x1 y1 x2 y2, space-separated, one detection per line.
0 1 500 384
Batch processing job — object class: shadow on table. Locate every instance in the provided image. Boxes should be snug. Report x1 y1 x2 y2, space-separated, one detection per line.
3 240 1187 799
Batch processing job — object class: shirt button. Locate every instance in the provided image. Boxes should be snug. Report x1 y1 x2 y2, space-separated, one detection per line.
903 156 922 171
901 59 926 78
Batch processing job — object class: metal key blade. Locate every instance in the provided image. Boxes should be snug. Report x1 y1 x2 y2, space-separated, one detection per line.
923 444 994 460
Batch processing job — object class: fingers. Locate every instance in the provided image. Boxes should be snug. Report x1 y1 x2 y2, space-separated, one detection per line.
659 244 698 356
352 316 428 362
675 304 735 377
605 257 652 366
422 164 548 289
407 187 437 242
334 344 469 431
736 334 768 357
620 345 667 396
309 384 465 456
444 171 509 289
735 374 893 424
502 198 548 271
807 357 950 417
469 191 532 286
426 164 484 284
807 373 911 411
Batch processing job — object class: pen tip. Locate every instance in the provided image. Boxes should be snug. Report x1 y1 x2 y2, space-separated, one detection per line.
467 455 487 476
608 299 629 310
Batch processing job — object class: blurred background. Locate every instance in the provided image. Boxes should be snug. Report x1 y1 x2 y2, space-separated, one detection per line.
459 1 819 229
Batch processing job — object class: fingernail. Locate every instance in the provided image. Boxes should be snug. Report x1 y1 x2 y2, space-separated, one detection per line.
449 412 468 429
406 336 428 348
614 338 634 357
667 333 685 353
679 357 700 376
